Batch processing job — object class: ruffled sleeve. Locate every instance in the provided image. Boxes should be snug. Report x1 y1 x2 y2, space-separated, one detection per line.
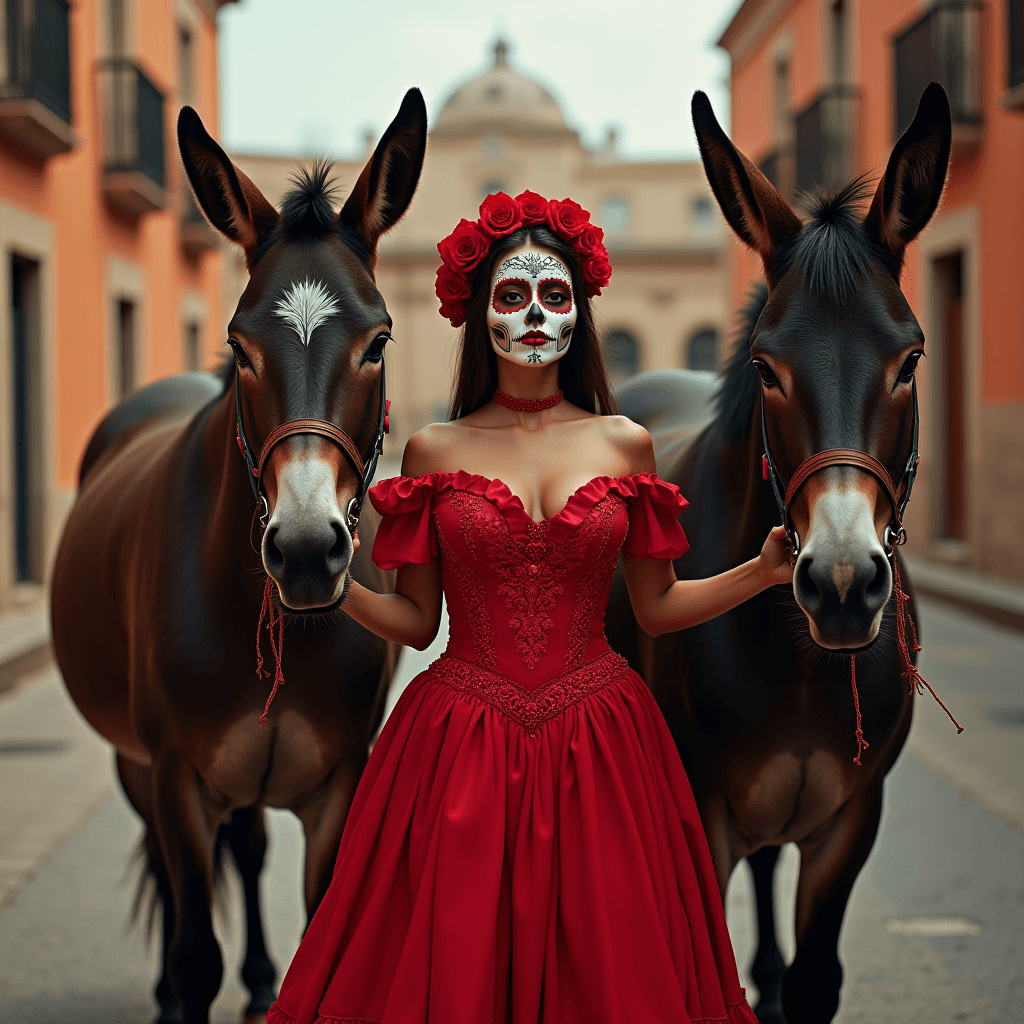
620 473 690 561
367 475 438 570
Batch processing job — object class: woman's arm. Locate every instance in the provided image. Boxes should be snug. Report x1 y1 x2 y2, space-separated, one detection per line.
341 426 447 650
623 526 792 637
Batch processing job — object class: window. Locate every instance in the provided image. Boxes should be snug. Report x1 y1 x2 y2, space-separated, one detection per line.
117 299 136 398
480 179 508 200
603 329 640 382
184 321 200 371
599 196 630 234
178 26 195 106
690 195 714 226
686 328 719 372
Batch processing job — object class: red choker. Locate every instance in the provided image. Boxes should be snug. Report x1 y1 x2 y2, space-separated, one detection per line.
493 388 563 413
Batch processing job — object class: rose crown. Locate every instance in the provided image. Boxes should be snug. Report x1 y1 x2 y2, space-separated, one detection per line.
434 191 612 328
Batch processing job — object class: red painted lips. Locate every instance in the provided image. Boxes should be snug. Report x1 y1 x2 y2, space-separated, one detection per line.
517 331 554 346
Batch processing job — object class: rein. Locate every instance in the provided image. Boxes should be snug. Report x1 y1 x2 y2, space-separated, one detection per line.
758 376 961 762
234 359 389 728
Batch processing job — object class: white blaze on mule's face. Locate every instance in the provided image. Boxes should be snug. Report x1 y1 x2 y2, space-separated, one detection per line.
486 245 576 367
274 278 340 347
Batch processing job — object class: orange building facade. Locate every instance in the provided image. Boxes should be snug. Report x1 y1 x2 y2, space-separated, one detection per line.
720 0 1024 580
0 0 231 612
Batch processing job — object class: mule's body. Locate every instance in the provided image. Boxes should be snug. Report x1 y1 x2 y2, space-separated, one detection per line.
609 83 953 1024
51 93 428 1023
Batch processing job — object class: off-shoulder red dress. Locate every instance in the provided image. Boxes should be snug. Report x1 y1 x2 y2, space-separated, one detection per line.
268 472 755 1024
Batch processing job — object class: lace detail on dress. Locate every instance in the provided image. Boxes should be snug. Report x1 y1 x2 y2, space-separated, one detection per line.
428 651 628 731
435 511 496 670
564 496 623 670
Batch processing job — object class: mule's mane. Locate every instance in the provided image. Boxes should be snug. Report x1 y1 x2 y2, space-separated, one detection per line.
716 283 767 442
280 159 339 239
779 175 890 299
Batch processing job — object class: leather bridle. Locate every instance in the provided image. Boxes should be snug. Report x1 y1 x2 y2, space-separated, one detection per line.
235 359 387 532
760 377 920 559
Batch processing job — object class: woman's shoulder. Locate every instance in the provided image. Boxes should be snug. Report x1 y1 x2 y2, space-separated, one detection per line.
593 414 656 474
400 421 466 477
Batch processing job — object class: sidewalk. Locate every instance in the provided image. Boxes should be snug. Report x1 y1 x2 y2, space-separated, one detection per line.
0 602 51 697
902 552 1024 633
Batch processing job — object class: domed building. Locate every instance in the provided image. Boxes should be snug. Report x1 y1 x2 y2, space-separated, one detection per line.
225 41 728 448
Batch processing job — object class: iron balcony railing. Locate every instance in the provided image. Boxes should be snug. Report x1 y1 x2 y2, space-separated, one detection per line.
1010 0 1024 89
894 0 983 138
795 86 858 194
97 57 165 188
1 0 72 123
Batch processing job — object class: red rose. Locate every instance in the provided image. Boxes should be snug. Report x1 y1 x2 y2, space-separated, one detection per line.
582 253 612 295
437 219 490 273
545 198 590 239
477 192 523 238
575 224 606 257
435 264 471 327
515 190 549 226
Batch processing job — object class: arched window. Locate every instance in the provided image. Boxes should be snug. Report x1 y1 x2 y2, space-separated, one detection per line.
599 195 630 234
603 329 640 382
690 195 714 225
686 328 719 372
480 179 508 200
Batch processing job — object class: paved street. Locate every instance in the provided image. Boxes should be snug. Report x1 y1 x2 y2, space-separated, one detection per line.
0 598 1021 1023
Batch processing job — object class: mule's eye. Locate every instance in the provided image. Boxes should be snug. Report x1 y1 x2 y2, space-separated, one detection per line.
752 358 778 388
228 339 250 367
897 350 923 383
363 333 391 364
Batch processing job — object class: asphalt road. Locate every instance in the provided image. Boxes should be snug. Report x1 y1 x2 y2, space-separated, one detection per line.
0 598 1021 1023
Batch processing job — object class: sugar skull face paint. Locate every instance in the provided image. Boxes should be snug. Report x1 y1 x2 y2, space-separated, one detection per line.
486 246 576 367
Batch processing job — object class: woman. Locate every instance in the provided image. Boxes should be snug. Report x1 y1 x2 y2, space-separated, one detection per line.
268 191 790 1024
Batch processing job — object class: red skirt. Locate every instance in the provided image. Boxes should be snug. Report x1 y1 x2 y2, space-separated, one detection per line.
268 652 755 1024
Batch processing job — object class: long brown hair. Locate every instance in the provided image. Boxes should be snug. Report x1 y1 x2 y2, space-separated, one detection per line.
448 227 617 419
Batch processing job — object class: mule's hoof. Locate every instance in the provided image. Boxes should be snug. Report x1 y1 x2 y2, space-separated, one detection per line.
243 990 276 1022
155 1006 182 1024
754 1003 786 1024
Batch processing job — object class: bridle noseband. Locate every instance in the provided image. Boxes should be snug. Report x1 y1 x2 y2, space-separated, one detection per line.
235 358 387 533
760 377 919 559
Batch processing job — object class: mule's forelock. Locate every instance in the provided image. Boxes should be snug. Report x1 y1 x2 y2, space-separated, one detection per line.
275 279 340 347
786 176 887 300
280 159 339 239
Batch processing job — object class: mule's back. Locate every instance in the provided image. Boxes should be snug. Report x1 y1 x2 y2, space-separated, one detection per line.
615 369 719 467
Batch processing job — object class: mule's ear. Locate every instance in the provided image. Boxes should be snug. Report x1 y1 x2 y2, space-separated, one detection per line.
691 91 802 278
339 88 427 262
864 82 951 270
177 106 279 263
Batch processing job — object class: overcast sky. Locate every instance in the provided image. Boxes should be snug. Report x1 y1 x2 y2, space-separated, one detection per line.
218 0 737 161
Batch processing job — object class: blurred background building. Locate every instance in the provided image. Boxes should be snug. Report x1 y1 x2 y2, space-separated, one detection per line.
224 40 729 450
720 0 1024 582
0 0 230 622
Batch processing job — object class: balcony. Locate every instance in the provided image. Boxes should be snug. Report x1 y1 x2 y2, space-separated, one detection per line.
180 189 218 258
894 1 984 154
0 0 74 158
795 86 858 196
97 58 167 217
1004 0 1024 113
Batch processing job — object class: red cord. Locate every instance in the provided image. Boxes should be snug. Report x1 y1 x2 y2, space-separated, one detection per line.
256 576 286 729
850 655 869 766
892 559 963 734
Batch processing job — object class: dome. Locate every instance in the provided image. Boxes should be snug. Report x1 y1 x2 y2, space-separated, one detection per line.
432 40 571 137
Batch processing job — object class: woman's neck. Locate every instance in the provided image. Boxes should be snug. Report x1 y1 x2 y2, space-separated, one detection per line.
493 361 560 400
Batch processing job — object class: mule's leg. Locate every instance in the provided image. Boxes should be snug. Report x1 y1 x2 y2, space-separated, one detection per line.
116 754 181 1024
296 760 364 922
747 846 785 1024
222 806 277 1019
153 753 225 1024
783 785 883 1024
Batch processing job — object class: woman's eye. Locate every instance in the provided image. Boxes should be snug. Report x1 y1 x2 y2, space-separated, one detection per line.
228 339 250 367
503 291 523 304
545 290 568 305
752 358 778 388
897 351 923 383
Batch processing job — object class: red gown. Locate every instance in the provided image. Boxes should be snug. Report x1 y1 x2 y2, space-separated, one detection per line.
268 472 755 1024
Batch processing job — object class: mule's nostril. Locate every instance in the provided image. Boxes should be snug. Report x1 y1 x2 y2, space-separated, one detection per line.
325 521 352 576
863 553 891 613
795 557 822 615
264 525 285 575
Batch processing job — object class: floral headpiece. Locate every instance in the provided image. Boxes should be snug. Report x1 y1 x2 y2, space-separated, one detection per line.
434 191 612 328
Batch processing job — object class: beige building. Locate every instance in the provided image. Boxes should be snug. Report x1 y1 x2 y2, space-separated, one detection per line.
226 41 728 451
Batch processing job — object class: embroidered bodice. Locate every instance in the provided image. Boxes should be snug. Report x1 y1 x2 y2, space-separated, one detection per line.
368 472 689 689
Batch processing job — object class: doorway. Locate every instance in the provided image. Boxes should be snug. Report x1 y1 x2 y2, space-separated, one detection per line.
933 251 966 541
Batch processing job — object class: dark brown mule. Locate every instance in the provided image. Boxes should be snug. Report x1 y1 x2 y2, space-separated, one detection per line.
608 84 952 1024
50 91 427 1024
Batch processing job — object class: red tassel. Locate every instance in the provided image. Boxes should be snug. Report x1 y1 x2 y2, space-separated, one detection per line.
850 655 869 765
256 576 286 728
893 559 963 735
384 399 391 434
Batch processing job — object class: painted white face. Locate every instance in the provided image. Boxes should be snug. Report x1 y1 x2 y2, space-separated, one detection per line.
486 246 576 367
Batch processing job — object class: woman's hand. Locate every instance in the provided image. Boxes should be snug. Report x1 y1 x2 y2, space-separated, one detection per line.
759 525 794 586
